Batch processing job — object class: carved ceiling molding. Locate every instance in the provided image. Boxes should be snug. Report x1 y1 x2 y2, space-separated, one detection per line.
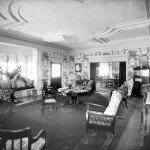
72 36 150 51
0 0 28 29
91 18 150 44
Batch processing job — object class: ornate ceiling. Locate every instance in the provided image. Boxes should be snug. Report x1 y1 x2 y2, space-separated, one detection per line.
0 0 150 50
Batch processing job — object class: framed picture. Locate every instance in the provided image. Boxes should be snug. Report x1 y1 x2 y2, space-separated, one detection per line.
139 55 148 68
75 63 82 72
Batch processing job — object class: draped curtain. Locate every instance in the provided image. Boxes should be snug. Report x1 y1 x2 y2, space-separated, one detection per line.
17 55 26 76
0 53 34 80
7 54 17 73
0 54 7 73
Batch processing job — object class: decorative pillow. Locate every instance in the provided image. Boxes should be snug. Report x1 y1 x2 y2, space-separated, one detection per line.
24 78 34 87
16 79 26 88
10 78 17 88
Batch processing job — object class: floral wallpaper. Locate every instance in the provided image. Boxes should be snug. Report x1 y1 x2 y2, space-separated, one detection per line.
41 52 49 80
40 46 150 87
68 53 89 80
41 50 68 86
69 46 150 80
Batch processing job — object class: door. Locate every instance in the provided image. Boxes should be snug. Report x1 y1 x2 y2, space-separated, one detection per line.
119 62 126 86
90 63 99 90
51 62 61 88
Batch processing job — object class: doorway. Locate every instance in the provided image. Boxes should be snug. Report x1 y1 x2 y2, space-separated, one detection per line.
51 62 61 88
119 62 126 86
91 61 126 90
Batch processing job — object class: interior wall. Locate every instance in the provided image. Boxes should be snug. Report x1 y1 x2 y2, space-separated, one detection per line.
69 45 150 81
37 49 68 93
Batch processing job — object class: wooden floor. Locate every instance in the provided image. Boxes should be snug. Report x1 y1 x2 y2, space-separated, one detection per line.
114 99 142 150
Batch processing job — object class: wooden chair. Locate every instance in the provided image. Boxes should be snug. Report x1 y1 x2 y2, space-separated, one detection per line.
42 80 57 99
0 127 46 150
41 98 58 116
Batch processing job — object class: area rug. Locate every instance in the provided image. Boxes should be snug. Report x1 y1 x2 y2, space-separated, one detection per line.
1 93 137 150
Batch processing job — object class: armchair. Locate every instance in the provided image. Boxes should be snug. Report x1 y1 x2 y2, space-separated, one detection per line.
86 90 124 135
0 127 46 150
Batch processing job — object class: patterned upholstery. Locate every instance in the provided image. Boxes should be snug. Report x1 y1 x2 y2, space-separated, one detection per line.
0 75 35 101
16 79 26 88
25 78 34 87
10 78 17 88
0 80 11 89
89 114 113 126
0 89 13 102
5 138 45 150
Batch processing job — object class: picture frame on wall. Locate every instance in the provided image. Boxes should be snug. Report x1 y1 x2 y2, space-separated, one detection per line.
139 55 148 68
75 63 82 72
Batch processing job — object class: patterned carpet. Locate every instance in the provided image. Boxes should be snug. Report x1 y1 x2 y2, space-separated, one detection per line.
0 92 138 150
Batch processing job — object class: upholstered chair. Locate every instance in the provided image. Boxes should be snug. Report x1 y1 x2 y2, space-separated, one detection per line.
86 90 124 135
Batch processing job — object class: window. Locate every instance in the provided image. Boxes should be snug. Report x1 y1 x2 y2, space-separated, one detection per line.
52 63 61 78
0 53 36 80
99 63 109 79
98 62 119 79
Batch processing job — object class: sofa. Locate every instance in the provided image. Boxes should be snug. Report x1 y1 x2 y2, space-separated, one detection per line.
0 74 34 102
86 89 125 135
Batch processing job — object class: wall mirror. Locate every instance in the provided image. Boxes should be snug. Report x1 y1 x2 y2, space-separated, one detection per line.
139 55 148 68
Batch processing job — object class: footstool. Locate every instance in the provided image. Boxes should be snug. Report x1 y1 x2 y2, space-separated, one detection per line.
41 99 58 115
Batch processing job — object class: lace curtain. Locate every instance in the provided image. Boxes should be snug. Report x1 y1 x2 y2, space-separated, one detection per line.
0 53 34 79
0 54 7 73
